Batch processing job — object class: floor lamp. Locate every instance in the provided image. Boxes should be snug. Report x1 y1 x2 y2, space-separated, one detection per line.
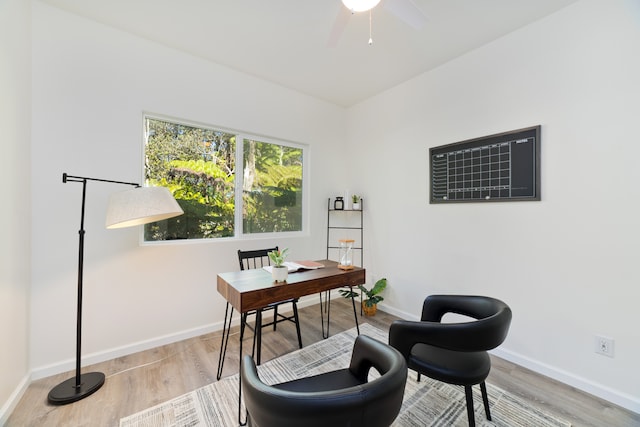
47 173 184 405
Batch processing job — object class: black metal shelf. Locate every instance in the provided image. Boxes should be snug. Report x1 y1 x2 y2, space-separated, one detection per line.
326 197 365 317
326 198 363 267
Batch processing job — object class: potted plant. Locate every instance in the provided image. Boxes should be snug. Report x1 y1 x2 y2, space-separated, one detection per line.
351 195 361 210
339 277 386 316
268 248 290 282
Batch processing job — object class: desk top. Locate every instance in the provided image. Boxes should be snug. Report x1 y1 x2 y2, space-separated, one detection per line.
217 260 365 313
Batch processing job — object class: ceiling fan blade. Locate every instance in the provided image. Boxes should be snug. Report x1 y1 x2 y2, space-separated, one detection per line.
327 6 352 47
383 0 428 30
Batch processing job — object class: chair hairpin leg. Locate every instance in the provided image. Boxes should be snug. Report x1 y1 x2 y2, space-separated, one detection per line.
272 306 278 331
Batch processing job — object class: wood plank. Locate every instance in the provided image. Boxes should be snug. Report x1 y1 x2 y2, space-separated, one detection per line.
6 298 638 427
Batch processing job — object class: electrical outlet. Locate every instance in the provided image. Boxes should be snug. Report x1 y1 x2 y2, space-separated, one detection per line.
594 336 615 357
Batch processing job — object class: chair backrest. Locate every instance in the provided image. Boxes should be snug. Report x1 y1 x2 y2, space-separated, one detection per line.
420 294 512 352
237 247 278 271
241 335 407 427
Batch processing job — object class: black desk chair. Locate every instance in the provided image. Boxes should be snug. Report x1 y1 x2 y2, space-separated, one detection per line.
241 334 407 427
389 295 512 427
238 247 303 364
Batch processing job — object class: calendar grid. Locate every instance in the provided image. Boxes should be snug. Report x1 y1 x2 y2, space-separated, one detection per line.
431 132 538 202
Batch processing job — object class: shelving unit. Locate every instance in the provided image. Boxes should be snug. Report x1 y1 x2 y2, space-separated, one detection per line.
323 197 365 327
326 198 363 267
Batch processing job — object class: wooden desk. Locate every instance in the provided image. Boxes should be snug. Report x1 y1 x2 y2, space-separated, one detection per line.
217 259 365 313
216 260 365 425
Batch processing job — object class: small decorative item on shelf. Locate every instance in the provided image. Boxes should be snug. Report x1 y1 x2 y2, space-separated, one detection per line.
334 196 344 210
339 278 387 316
268 247 289 282
351 195 360 210
338 239 355 270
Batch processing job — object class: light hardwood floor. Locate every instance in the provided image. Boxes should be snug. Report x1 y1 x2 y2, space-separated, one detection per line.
7 298 639 426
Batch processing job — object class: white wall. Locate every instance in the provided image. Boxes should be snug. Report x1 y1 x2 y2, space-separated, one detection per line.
0 0 32 423
30 2 347 378
346 0 640 412
14 0 639 419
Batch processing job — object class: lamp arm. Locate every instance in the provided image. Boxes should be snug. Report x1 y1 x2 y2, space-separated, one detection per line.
63 172 140 188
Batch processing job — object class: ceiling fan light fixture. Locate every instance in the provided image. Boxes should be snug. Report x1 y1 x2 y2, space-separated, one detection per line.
341 0 381 13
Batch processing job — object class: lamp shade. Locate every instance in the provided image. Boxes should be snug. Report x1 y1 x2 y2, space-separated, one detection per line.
342 0 381 12
105 186 183 229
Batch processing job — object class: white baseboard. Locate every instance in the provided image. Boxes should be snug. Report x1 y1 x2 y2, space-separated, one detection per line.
377 303 418 322
0 372 30 426
379 302 639 415
492 347 640 415
23 297 640 417
30 321 225 381
30 294 321 381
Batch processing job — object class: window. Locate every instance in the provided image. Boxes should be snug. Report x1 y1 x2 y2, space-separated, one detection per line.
242 138 303 234
143 116 305 241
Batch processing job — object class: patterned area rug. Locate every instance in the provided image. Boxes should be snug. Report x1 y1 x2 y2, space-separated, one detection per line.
120 323 571 427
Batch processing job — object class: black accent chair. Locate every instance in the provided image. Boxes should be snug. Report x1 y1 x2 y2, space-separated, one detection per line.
389 295 512 427
238 247 303 364
241 334 408 427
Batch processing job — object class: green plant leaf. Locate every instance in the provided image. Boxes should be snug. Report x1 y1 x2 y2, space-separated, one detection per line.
370 278 387 295
267 247 289 267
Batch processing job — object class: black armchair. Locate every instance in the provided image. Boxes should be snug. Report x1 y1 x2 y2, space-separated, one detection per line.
389 295 512 427
241 334 408 427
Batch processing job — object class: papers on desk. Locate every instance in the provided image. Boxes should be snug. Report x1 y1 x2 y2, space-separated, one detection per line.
263 260 325 273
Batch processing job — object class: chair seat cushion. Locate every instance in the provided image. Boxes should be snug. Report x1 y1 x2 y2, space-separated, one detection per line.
409 343 490 386
273 368 365 392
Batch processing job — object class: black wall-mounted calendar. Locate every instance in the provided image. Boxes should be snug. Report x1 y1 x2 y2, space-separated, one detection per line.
430 126 540 203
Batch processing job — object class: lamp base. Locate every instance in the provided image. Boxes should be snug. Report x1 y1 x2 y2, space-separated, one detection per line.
47 372 105 405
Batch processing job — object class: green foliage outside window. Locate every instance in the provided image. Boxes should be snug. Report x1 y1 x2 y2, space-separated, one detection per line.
243 139 303 234
143 117 304 241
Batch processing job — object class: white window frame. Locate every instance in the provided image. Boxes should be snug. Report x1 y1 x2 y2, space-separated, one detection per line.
142 113 309 243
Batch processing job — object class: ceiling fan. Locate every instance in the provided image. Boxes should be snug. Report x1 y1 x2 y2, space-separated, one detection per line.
328 0 428 47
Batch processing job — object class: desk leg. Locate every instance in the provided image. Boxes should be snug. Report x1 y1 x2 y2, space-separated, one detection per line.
238 322 247 426
216 302 234 380
255 309 263 365
238 311 254 425
319 291 331 339
349 287 360 335
239 308 263 425
215 303 247 425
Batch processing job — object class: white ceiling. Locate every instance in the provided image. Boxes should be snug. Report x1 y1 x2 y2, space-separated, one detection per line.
39 0 579 107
